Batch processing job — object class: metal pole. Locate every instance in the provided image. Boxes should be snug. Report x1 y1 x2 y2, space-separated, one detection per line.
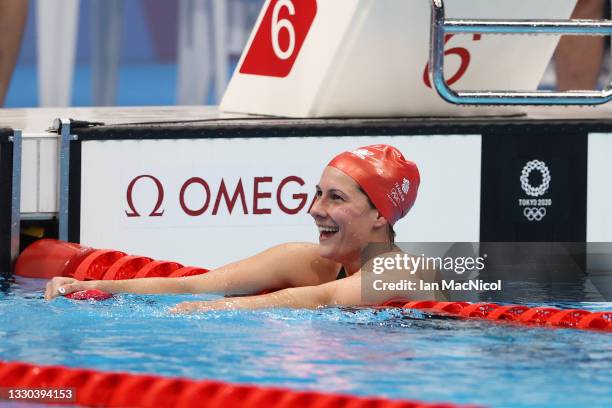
58 119 71 241
10 131 22 269
429 0 612 105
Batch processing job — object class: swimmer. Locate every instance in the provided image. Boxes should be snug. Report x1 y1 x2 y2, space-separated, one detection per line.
45 145 446 312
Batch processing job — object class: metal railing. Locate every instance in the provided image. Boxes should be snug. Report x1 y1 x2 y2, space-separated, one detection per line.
429 0 612 105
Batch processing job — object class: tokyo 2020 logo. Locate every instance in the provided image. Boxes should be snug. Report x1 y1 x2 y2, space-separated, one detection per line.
518 160 552 222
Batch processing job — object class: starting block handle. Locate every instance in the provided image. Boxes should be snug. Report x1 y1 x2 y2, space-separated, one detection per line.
429 0 612 105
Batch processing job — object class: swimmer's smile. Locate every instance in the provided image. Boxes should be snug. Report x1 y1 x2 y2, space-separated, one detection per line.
317 224 339 241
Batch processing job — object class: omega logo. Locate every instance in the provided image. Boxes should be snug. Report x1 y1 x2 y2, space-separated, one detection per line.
125 175 165 217
125 175 315 217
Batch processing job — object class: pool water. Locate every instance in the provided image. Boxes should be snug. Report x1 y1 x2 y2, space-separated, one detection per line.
1 277 611 408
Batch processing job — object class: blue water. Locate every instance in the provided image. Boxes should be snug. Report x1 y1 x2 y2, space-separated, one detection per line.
0 277 611 408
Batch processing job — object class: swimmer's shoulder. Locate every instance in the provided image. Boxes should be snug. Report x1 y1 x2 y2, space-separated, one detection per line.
275 242 342 286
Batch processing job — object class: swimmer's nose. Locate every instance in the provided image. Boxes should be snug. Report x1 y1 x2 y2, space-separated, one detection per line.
308 195 326 219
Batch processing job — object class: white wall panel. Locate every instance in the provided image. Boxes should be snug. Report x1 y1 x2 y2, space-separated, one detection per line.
20 139 39 213
38 138 58 213
588 133 612 242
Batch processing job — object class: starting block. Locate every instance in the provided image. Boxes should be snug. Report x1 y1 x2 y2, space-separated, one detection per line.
220 0 577 117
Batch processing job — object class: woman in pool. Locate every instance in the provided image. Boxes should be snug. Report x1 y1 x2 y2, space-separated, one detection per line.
45 144 445 311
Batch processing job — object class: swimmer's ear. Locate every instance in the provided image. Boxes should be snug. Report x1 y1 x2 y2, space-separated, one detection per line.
373 211 388 229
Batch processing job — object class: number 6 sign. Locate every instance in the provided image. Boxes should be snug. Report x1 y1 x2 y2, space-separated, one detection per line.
240 0 318 77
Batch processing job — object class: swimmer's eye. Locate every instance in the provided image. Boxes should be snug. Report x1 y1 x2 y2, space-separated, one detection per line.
314 188 343 201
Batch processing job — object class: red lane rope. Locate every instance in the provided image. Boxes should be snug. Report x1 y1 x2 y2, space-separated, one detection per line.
381 300 612 332
15 240 210 281
0 361 477 408
14 239 612 332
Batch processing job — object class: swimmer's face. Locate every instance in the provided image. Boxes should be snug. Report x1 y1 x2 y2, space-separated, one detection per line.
309 167 388 263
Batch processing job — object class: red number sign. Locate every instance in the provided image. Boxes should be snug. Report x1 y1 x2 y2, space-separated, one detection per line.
240 0 318 78
423 34 482 88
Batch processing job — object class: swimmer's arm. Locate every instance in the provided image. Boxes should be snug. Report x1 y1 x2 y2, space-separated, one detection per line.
169 273 363 313
45 272 264 300
169 266 449 313
45 243 337 300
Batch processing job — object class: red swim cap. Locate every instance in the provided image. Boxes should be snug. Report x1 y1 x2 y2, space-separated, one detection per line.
328 145 420 225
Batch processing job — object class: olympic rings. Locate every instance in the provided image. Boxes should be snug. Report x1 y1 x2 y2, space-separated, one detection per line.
523 207 546 221
520 160 551 197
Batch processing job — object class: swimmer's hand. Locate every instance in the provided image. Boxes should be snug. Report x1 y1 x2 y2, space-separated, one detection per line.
45 277 91 301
